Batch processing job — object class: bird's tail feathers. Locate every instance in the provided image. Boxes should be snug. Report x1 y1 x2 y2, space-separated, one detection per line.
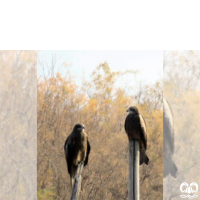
170 161 178 179
140 153 149 165
145 155 149 165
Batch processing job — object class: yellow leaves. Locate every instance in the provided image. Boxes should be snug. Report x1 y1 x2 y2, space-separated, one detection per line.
56 72 62 81
105 87 111 94
37 60 164 200
87 99 98 111
37 188 56 200
66 84 75 94
61 85 67 94
37 166 57 200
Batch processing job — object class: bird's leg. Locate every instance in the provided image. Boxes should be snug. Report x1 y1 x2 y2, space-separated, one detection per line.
78 161 84 166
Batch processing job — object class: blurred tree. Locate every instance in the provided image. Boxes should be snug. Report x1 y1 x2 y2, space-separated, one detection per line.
0 51 37 200
163 51 200 200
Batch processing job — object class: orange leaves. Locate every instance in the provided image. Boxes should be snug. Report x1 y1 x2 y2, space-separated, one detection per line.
61 84 73 94
105 87 111 94
87 99 98 111
37 59 164 200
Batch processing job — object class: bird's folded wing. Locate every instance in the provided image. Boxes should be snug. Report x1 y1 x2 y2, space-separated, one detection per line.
64 136 74 174
139 114 147 149
64 137 69 151
84 139 91 166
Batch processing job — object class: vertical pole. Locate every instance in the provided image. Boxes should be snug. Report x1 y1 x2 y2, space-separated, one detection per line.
71 163 83 200
128 140 140 200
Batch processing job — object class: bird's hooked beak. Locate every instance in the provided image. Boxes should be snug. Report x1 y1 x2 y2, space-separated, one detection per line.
77 126 85 131
126 109 129 112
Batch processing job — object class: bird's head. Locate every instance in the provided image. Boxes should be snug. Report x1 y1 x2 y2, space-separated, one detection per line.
126 106 139 114
73 124 85 132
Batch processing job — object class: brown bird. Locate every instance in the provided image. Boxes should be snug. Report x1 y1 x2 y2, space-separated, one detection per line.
125 106 149 165
64 124 90 187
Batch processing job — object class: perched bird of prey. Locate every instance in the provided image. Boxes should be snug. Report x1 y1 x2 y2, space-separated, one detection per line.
64 124 90 187
163 98 178 178
125 106 149 165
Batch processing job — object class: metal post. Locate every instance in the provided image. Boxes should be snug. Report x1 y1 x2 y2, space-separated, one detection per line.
128 140 140 200
71 163 83 200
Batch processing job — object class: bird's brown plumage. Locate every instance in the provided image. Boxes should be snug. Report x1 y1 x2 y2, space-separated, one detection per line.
125 106 149 165
64 124 90 186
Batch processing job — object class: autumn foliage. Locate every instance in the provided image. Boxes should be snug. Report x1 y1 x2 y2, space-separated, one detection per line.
37 61 163 200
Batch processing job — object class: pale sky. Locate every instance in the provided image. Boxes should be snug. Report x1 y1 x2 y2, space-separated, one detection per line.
37 50 163 87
